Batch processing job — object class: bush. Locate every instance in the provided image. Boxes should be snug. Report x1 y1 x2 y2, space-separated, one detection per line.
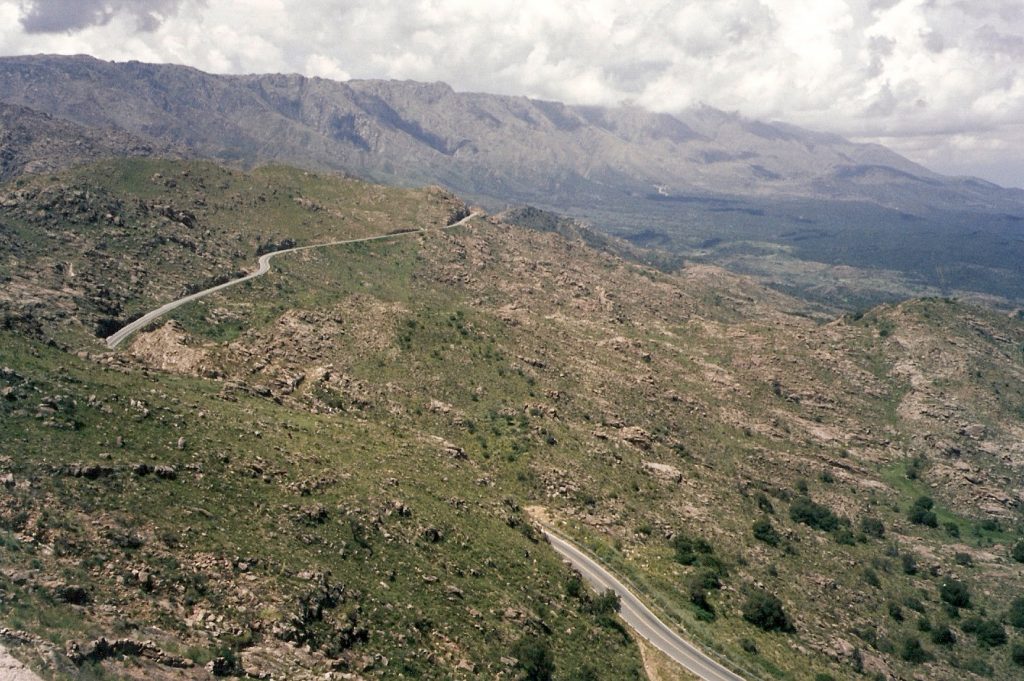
860 517 885 539
833 527 856 545
972 619 1007 647
930 624 956 646
907 496 938 527
900 636 930 664
584 589 620 619
671 533 713 566
954 552 973 566
511 636 555 681
863 568 880 588
943 521 959 537
901 553 918 575
1012 540 1024 563
789 497 840 532
1008 596 1024 628
888 603 904 621
742 589 794 632
752 517 781 547
939 580 971 609
1012 642 1024 666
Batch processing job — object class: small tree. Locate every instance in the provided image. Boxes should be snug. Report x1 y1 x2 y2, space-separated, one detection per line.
930 624 956 646
742 589 794 632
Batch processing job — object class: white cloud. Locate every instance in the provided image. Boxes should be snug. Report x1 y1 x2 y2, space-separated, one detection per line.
0 0 1021 186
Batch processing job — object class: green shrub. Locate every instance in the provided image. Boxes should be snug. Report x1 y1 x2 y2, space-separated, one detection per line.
742 589 794 632
971 619 1007 647
833 527 855 545
930 624 956 646
1008 596 1024 628
908 496 938 527
944 521 960 537
901 553 918 575
1012 540 1024 563
888 603 904 621
511 636 555 681
900 636 929 664
863 568 880 588
954 552 973 566
1011 642 1024 666
939 579 971 609
671 532 713 566
752 517 781 546
789 497 839 532
860 516 885 539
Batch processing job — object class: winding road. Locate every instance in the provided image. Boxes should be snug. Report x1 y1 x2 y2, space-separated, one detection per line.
542 528 746 681
105 212 479 349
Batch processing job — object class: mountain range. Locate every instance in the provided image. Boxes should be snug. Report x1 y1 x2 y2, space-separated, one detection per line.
1 54 1022 308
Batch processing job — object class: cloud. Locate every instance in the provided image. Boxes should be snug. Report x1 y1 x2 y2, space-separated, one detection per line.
19 0 190 33
1 0 1022 186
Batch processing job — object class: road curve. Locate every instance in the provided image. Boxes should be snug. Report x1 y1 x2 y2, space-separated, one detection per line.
542 528 746 681
105 212 480 349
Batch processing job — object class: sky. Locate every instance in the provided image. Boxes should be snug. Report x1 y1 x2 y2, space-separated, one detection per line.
1 0 1022 187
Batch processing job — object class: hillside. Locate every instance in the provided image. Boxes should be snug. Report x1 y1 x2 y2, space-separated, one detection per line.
2 159 1024 680
1 55 1022 308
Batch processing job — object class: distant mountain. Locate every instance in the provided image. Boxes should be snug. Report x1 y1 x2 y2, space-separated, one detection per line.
1 54 1022 306
0 101 185 182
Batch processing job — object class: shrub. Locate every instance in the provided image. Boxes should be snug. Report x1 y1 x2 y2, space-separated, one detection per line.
888 603 904 621
834 527 855 545
972 619 1007 647
742 589 794 632
939 580 971 609
1012 642 1024 666
1008 596 1024 628
944 521 960 538
511 636 555 681
954 552 973 566
789 497 839 532
672 533 713 566
752 517 781 546
908 496 938 527
900 637 930 664
1012 540 1024 563
863 568 880 588
755 492 774 514
860 517 885 539
930 624 956 646
901 553 918 575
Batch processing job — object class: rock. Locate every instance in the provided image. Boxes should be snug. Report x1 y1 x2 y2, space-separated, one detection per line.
1 473 14 488
455 658 476 672
176 436 187 450
620 426 652 449
421 527 444 543
154 465 177 480
53 584 90 605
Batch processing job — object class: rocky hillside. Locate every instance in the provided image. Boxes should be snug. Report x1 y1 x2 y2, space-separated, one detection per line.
2 159 1024 680
0 102 184 183
1 54 1022 308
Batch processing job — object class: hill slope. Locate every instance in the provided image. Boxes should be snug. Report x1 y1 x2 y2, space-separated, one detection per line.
2 159 1024 680
1 54 1022 307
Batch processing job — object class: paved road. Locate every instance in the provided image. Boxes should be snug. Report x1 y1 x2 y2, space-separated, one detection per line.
105 212 479 349
542 528 746 681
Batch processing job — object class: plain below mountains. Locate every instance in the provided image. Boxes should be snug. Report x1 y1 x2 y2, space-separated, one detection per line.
1 53 1023 307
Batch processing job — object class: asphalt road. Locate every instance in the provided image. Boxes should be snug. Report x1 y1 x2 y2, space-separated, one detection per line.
105 212 479 349
542 528 746 681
